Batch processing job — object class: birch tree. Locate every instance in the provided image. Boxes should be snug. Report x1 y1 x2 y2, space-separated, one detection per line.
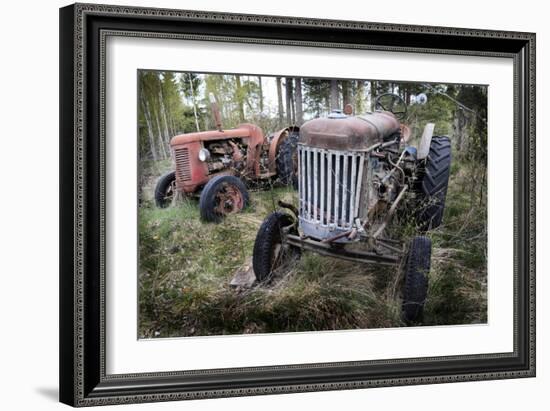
285 77 294 124
234 75 245 123
295 77 303 125
258 76 264 113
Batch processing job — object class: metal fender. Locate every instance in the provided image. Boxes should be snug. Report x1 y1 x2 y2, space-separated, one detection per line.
417 123 435 160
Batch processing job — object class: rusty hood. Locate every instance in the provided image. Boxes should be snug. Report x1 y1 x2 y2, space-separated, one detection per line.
299 111 400 150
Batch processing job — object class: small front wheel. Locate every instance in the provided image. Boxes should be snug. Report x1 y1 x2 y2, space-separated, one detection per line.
154 171 176 208
252 212 299 283
401 236 431 323
199 175 249 223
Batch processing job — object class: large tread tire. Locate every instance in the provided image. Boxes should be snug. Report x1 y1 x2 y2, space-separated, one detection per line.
199 175 249 223
276 131 299 188
154 171 176 208
252 212 298 283
402 236 431 323
416 136 452 231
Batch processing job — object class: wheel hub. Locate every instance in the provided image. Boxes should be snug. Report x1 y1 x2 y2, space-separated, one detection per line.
214 184 244 215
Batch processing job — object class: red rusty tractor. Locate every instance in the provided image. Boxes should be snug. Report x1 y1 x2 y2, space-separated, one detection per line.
154 94 299 222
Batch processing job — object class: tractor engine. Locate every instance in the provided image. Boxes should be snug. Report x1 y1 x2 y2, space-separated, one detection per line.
297 111 403 242
200 140 247 174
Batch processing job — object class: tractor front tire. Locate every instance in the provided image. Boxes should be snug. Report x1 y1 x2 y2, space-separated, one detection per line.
416 136 452 231
276 131 299 188
199 175 249 223
401 236 431 324
154 171 177 208
253 212 299 283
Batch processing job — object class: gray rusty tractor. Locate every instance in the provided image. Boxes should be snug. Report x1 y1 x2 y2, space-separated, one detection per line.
252 93 452 323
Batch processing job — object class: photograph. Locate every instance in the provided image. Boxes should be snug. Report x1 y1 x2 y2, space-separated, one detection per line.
137 70 488 338
56 2 536 406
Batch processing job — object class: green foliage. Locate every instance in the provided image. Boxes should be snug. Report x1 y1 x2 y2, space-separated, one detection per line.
302 78 331 117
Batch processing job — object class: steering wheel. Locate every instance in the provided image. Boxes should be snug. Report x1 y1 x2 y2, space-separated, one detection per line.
374 93 407 120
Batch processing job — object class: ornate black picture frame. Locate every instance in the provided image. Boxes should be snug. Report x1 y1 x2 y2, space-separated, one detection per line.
59 3 535 407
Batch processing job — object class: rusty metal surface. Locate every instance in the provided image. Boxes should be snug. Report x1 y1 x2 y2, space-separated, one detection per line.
241 124 265 176
285 234 399 265
210 97 223 131
213 182 245 215
173 142 208 192
400 124 412 143
299 111 400 150
170 127 251 146
170 123 266 193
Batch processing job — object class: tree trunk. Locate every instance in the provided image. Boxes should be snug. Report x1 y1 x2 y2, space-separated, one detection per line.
295 77 303 125
370 81 378 110
153 105 168 159
404 87 411 105
140 93 157 161
330 79 339 111
276 77 284 124
157 79 171 147
342 81 351 108
258 76 264 113
454 108 466 152
235 75 245 123
188 74 201 132
355 80 365 114
170 115 177 136
285 77 293 124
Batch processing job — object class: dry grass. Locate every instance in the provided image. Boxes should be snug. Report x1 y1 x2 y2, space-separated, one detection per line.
138 161 487 338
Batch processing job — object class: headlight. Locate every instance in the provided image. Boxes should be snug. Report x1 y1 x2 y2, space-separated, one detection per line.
198 148 210 162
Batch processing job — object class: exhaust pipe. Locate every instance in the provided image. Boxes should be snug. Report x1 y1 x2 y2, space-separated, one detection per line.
209 93 223 131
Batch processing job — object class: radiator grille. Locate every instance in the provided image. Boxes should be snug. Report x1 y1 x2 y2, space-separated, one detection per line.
298 145 365 233
174 148 192 183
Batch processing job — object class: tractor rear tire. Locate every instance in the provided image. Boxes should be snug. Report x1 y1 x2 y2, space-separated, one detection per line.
154 171 176 208
252 212 299 283
401 236 431 324
416 136 452 231
199 175 249 223
276 131 299 188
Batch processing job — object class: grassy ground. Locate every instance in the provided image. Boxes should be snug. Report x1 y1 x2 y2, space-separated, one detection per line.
138 161 487 338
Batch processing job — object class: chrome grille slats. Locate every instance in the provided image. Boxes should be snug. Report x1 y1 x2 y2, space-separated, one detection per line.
348 156 357 227
342 154 348 227
354 155 364 222
320 150 325 225
307 149 312 219
298 146 304 213
334 154 340 226
327 153 332 226
298 145 365 237
313 149 318 221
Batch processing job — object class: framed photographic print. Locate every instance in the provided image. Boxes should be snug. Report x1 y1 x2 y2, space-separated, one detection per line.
59 3 536 407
